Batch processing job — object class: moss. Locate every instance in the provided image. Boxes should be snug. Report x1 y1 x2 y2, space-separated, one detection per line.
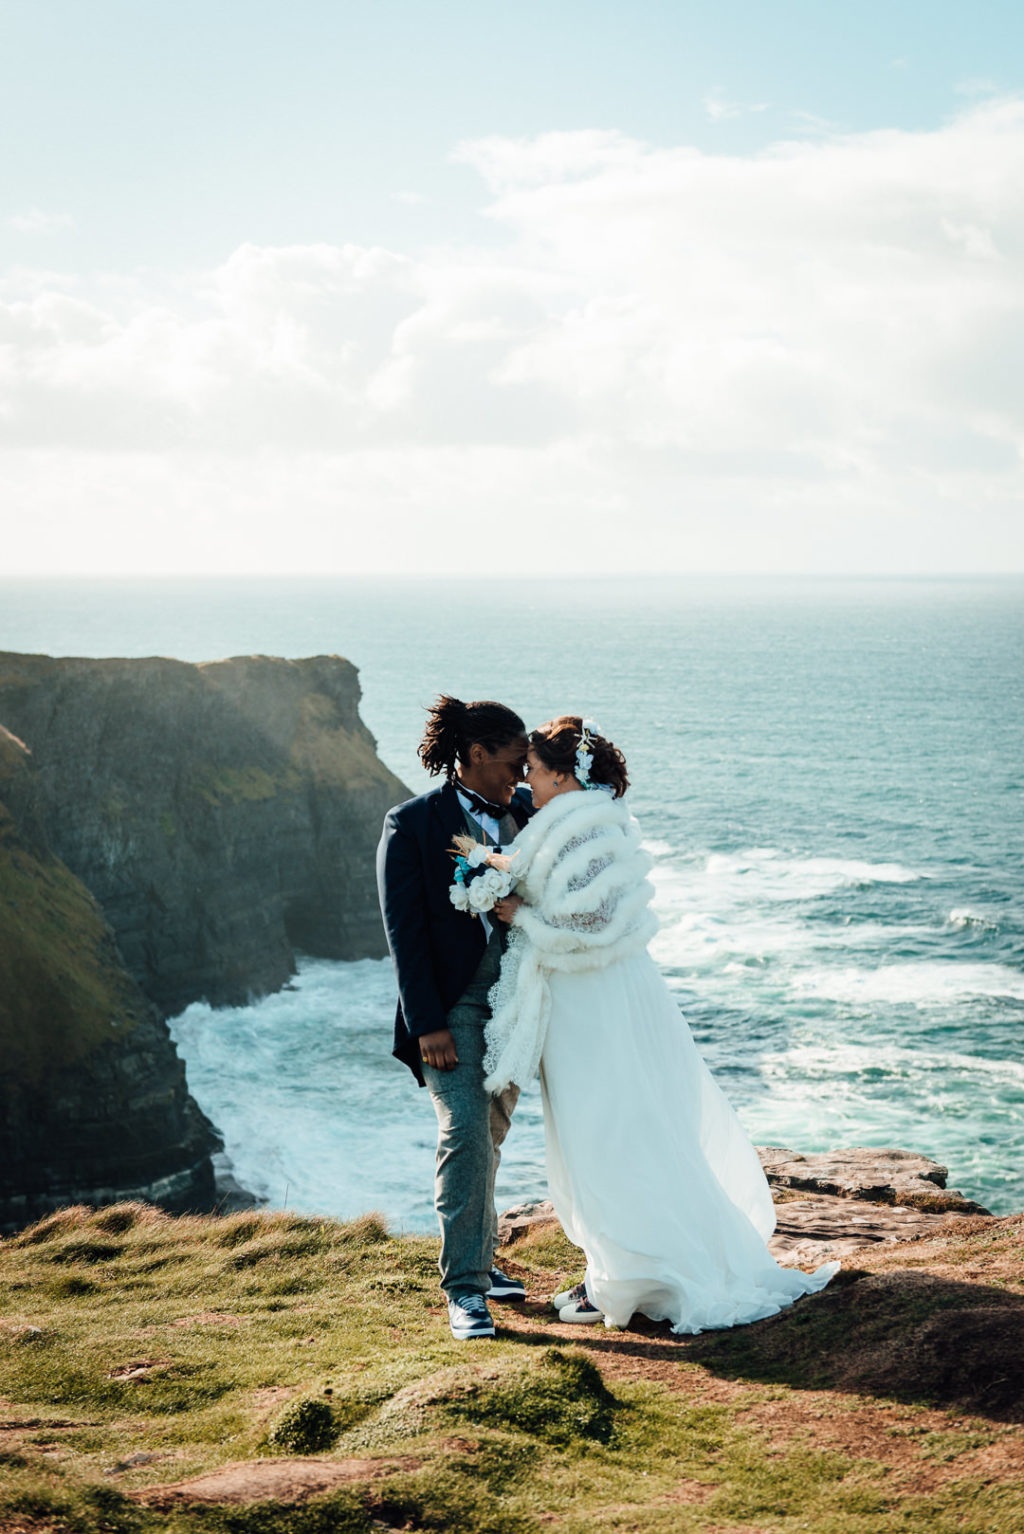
472 1347 618 1446
267 1397 338 1454
503 1221 583 1271
0 827 142 1084
194 766 279 806
103 790 130 822
289 696 396 792
364 1348 618 1454
898 1190 983 1214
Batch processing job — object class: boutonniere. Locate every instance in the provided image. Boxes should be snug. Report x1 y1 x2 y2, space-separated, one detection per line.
449 834 518 916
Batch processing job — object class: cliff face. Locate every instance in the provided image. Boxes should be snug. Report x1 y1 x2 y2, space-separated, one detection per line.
0 653 410 1014
0 727 217 1231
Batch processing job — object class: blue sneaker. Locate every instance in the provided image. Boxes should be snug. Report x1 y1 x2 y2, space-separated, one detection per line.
447 1292 495 1340
487 1266 526 1301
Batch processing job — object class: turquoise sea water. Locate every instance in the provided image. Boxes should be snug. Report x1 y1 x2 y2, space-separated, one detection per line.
2 575 1022 1227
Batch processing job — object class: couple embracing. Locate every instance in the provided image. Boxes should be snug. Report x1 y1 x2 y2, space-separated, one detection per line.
376 696 837 1341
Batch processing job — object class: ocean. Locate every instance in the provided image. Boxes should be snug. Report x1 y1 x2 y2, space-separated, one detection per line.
2 574 1022 1228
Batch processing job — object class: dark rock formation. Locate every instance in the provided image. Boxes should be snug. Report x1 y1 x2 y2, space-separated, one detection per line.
0 727 217 1231
498 1145 991 1264
0 652 410 1014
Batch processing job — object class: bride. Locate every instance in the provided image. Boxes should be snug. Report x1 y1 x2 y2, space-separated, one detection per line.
488 715 838 1332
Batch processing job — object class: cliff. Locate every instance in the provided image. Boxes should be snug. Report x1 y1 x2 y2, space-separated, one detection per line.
0 727 217 1230
0 652 410 1014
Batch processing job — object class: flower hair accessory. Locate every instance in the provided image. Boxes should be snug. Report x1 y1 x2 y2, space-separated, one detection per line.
575 718 602 788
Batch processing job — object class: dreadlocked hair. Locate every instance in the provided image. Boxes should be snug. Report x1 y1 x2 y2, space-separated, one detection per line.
419 695 527 780
530 715 629 798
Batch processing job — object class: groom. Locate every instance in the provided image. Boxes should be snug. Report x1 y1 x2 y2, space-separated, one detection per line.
376 696 534 1340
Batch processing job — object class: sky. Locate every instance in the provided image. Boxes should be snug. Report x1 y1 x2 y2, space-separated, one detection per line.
2 0 1023 576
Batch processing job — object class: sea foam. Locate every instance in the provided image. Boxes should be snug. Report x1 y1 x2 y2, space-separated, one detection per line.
169 957 546 1232
792 960 1024 1007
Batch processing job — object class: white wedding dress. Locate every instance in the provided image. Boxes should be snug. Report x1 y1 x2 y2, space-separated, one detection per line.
484 789 838 1334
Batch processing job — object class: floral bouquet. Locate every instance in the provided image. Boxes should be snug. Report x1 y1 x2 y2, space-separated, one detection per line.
449 834 518 916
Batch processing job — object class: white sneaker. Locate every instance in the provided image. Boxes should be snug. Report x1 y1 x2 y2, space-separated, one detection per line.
552 1279 587 1311
558 1295 604 1324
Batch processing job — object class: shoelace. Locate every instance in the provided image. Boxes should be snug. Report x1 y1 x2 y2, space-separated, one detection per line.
568 1282 598 1311
459 1294 490 1315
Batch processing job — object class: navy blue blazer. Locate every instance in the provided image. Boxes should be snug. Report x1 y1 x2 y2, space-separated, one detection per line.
376 780 534 1084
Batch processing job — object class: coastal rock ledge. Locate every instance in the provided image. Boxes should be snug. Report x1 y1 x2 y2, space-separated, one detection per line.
498 1147 992 1265
0 651 410 1014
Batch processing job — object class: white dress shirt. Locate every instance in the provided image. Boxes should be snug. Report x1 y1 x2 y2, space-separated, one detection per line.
455 784 504 939
455 785 502 846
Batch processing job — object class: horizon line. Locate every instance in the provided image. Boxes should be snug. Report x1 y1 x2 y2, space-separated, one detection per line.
2 570 1023 583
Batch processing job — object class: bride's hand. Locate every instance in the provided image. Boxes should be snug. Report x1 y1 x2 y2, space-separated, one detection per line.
492 895 524 923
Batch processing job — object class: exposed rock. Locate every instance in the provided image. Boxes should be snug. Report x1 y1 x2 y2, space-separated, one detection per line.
0 652 409 1013
767 1197 975 1265
756 1146 987 1214
0 728 217 1231
497 1198 559 1247
132 1456 417 1507
498 1146 989 1264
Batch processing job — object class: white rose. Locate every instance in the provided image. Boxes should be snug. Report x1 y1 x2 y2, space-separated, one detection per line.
449 883 471 912
467 878 495 911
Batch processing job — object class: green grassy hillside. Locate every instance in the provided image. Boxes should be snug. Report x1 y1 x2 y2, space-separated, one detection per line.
1 1203 1022 1534
0 801 143 1083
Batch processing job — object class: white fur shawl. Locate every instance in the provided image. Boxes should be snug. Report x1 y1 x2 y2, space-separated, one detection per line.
483 790 657 1094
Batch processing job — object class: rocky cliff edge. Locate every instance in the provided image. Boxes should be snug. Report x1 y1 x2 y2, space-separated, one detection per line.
0 726 217 1230
0 652 410 1014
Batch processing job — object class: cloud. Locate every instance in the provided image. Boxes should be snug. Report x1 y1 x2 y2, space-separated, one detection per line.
703 88 770 122
7 207 75 234
2 99 1024 572
955 77 1001 98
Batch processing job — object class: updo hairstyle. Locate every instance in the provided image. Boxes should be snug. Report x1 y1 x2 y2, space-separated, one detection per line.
419 695 526 780
530 716 629 798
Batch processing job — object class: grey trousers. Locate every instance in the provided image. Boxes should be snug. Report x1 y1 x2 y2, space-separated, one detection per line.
421 934 520 1298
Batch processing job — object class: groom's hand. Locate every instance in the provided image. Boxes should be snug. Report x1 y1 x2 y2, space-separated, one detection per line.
419 1027 458 1071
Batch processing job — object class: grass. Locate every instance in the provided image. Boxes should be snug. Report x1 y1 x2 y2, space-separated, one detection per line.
0 814 143 1083
1 1204 1022 1533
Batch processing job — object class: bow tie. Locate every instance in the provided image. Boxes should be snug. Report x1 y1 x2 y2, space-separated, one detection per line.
459 787 510 822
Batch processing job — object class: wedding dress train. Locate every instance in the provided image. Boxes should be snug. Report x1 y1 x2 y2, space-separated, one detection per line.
542 955 836 1331
485 788 838 1334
